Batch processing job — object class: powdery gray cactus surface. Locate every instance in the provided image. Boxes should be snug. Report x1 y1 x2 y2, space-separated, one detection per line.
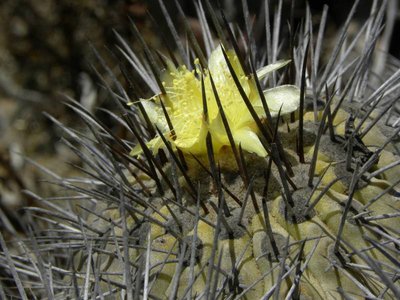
1 1 400 299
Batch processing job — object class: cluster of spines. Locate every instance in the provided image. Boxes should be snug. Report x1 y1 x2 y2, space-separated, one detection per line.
0 0 399 299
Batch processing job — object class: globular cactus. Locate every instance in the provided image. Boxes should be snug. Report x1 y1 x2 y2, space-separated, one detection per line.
1 1 400 299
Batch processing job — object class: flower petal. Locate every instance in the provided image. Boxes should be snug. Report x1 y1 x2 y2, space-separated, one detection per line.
174 119 209 154
141 98 169 132
256 60 291 79
232 128 268 157
208 45 250 95
131 46 299 159
257 85 300 117
209 111 230 149
130 136 164 156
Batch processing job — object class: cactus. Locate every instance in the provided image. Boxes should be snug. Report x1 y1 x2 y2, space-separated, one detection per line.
1 1 400 299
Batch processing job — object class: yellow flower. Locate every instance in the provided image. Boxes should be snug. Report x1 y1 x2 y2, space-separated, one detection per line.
131 46 300 157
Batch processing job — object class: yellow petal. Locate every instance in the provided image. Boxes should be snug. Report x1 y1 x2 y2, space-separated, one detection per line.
208 45 250 95
256 59 291 79
132 46 298 159
232 127 267 157
130 136 164 156
258 85 300 117
208 111 230 151
174 119 209 155
141 99 169 132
